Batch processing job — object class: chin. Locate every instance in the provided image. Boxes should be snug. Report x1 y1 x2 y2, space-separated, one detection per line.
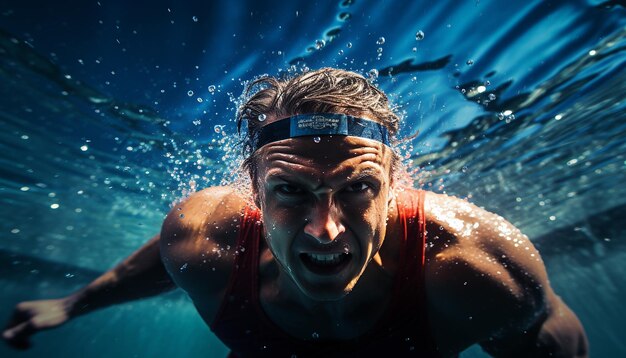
300 284 353 302
292 270 362 302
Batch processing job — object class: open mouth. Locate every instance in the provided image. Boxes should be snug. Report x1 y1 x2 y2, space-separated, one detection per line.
300 252 352 275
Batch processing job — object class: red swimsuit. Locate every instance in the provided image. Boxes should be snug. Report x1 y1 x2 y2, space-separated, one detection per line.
210 189 441 357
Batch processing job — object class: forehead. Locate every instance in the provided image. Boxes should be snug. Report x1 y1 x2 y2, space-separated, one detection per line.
256 136 393 181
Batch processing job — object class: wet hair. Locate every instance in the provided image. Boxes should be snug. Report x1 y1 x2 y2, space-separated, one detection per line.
237 67 401 183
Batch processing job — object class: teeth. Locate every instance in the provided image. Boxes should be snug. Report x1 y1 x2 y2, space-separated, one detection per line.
306 253 345 265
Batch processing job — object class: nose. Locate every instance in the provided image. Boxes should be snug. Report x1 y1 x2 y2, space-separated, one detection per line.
304 201 346 244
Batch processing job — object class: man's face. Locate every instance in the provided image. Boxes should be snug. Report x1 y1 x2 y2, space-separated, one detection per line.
254 134 394 301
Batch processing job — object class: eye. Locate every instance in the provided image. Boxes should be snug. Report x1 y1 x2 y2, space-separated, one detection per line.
344 182 370 193
275 184 304 195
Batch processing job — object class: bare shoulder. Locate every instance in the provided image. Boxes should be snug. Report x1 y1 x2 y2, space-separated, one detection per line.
160 186 250 298
422 191 552 355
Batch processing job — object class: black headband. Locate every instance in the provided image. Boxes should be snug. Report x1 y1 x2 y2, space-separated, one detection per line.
251 113 390 151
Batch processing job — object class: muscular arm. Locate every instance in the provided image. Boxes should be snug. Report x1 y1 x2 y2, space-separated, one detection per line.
480 294 588 358
68 233 176 316
3 230 176 348
423 192 588 357
159 186 245 322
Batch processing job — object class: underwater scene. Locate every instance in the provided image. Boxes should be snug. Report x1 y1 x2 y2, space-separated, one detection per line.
0 0 625 357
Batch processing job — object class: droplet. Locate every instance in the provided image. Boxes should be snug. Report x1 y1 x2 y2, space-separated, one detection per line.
415 30 425 41
367 68 379 80
208 85 216 93
258 114 267 122
315 39 325 49
313 136 321 143
376 36 385 45
187 90 194 96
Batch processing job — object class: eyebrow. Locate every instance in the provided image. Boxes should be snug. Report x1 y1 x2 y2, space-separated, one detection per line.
348 168 383 182
265 167 384 192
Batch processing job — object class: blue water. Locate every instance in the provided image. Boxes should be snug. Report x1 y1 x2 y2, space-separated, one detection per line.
0 0 625 357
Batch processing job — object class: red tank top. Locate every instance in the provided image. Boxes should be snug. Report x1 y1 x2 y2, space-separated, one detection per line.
210 189 441 357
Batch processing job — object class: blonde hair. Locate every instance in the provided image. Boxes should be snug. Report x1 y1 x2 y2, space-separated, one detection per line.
237 68 401 180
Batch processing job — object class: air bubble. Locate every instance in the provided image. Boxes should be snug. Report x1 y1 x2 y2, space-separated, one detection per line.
346 42 352 48
313 137 321 143
258 114 267 122
315 39 325 49
488 93 496 101
466 59 474 66
187 90 194 96
192 16 198 22
415 30 425 41
376 37 385 45
367 68 379 80
208 85 216 93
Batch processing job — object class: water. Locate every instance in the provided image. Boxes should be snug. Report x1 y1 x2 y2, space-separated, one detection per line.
0 0 625 357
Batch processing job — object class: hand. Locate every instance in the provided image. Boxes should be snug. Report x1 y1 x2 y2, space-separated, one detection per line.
2 298 72 349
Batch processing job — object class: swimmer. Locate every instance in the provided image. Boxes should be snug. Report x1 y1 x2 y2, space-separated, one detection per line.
3 68 588 357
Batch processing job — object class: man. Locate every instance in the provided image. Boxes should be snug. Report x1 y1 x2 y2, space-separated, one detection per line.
3 68 587 357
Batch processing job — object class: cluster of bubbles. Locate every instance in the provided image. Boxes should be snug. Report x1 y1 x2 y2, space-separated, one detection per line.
498 110 516 123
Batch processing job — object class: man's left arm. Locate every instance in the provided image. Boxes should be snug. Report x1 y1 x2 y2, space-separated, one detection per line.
480 291 588 358
424 192 588 357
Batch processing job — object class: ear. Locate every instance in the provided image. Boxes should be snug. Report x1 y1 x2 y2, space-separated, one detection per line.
387 180 396 206
253 191 261 209
251 179 262 209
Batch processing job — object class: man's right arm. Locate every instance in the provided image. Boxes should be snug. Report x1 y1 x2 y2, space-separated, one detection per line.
3 186 245 349
3 233 176 349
